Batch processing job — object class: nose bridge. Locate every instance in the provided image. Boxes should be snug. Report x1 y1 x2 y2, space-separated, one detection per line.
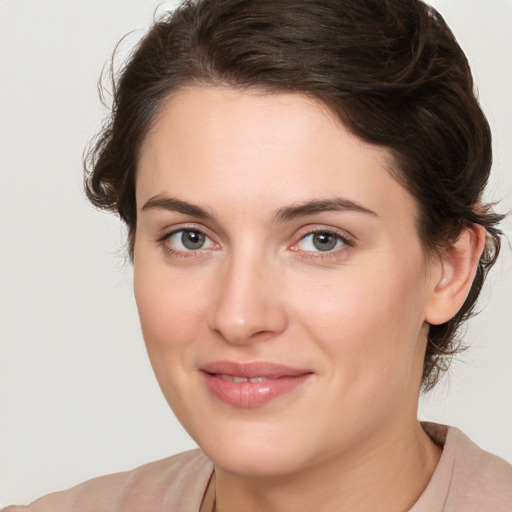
207 243 287 344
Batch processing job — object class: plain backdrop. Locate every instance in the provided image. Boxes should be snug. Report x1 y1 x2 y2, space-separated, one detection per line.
1 0 511 506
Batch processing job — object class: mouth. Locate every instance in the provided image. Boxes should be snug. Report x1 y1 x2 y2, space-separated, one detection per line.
199 361 313 408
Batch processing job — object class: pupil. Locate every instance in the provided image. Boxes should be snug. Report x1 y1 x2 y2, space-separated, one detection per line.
313 232 337 251
181 230 205 250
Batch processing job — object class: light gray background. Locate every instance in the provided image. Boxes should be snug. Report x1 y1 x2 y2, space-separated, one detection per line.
1 0 511 506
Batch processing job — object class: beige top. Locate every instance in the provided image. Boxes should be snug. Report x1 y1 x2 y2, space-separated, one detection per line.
4 423 512 512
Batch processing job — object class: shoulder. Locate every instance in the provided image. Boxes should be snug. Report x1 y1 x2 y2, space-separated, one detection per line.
445 425 512 510
413 423 512 512
3 449 214 512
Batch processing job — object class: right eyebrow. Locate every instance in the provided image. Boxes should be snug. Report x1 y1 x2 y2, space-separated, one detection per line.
141 196 214 219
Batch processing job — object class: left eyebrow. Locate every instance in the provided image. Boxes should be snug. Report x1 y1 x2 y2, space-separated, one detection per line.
274 197 378 222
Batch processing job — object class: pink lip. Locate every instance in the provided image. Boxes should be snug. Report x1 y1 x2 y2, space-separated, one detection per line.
199 361 313 408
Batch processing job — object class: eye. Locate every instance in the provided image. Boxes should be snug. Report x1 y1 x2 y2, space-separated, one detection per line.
296 231 349 253
165 229 216 252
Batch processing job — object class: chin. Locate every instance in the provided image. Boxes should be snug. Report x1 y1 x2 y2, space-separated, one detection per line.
206 446 309 478
196 424 318 478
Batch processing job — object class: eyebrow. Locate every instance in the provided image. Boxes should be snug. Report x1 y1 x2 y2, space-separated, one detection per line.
273 198 378 222
141 195 378 222
141 196 214 219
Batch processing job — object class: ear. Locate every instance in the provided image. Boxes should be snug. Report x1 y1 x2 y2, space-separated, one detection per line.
425 224 486 325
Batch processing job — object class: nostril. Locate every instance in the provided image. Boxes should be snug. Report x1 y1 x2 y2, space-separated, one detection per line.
206 269 288 344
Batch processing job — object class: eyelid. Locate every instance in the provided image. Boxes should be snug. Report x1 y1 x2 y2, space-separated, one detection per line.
294 225 354 242
157 222 217 242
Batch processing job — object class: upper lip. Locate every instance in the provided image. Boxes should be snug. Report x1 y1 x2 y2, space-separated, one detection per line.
199 361 312 379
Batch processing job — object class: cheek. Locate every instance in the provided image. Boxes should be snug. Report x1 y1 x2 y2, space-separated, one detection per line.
287 253 429 384
133 258 215 429
133 255 210 364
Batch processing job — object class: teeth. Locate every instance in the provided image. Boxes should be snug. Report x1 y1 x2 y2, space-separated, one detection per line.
218 374 268 383
219 375 248 382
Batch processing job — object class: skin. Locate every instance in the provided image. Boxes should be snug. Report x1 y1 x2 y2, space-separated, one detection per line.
133 86 485 512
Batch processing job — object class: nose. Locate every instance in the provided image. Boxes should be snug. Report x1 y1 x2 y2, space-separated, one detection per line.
207 251 288 345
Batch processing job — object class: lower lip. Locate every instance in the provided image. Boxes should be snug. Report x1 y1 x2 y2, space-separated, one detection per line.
201 372 312 408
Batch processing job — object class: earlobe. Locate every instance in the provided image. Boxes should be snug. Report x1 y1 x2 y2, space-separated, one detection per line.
425 224 486 325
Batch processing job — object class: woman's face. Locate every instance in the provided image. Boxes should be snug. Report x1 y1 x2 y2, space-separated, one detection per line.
134 86 440 477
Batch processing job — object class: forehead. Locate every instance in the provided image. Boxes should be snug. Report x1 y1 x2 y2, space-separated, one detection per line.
136 85 416 225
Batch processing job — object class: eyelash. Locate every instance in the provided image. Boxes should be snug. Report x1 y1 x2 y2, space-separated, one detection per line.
157 227 354 260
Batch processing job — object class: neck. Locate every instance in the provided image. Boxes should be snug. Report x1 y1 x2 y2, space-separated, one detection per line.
213 419 441 512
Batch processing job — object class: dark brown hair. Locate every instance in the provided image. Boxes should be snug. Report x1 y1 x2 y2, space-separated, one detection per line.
84 0 503 391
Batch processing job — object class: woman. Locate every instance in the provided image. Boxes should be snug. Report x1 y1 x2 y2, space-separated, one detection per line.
4 0 511 510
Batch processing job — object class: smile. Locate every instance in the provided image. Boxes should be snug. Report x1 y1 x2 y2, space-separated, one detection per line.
199 361 313 408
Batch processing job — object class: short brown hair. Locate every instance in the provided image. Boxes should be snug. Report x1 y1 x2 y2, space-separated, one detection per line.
84 0 503 391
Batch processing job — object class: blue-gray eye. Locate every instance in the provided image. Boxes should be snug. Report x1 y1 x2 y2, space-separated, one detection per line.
168 229 213 251
297 232 346 252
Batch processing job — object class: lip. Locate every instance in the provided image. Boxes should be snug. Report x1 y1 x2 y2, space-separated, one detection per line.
199 361 313 408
